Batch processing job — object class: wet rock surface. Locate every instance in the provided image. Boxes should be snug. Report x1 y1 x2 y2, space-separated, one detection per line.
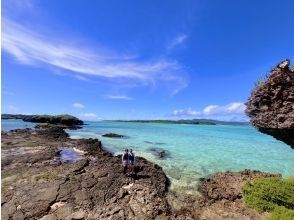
246 59 294 148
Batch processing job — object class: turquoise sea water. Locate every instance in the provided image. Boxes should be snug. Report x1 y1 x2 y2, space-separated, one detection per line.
1 119 35 131
2 119 294 194
67 121 294 194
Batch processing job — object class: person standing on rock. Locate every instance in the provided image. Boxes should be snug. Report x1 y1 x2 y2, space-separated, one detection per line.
122 149 129 174
129 149 135 165
128 149 135 176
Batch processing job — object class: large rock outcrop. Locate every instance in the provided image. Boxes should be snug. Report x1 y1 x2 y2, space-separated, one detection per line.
1 128 171 220
246 59 294 148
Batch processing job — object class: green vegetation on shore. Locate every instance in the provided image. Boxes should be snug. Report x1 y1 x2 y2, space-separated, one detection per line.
242 177 294 220
2 114 83 126
115 119 217 125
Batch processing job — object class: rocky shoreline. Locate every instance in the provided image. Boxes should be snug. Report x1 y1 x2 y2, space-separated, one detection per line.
1 127 280 219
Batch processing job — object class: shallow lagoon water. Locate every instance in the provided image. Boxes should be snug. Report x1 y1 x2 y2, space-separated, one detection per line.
67 121 294 194
1 119 35 131
2 119 294 194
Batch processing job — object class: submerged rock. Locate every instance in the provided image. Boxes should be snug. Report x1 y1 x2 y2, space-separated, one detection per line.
246 59 294 148
102 133 125 138
147 147 170 159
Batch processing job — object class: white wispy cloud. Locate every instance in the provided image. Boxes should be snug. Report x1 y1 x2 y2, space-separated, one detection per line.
72 102 85 109
167 34 188 50
79 113 101 120
2 18 188 94
172 108 201 117
172 102 246 117
105 95 133 100
81 113 96 118
75 75 89 81
202 102 246 115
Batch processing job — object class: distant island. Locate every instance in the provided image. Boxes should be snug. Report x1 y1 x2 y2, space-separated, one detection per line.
111 119 249 126
1 114 83 129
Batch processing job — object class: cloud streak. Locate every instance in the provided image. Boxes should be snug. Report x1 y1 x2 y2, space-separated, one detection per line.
2 18 188 94
172 102 246 117
167 34 188 50
79 113 101 121
105 95 133 100
72 102 85 108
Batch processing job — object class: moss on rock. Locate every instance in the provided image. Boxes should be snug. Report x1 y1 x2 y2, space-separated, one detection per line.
242 177 294 219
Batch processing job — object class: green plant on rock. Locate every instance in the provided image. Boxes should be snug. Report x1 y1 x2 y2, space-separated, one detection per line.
242 177 294 219
268 206 294 220
254 79 265 87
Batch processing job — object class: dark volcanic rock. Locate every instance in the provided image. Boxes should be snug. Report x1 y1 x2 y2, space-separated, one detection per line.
75 138 110 157
102 133 125 138
198 169 281 202
246 59 294 148
37 127 69 141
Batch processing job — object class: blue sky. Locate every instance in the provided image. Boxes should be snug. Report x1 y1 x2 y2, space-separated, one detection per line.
2 0 294 121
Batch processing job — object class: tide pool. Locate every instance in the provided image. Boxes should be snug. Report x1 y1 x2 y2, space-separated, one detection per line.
66 121 294 194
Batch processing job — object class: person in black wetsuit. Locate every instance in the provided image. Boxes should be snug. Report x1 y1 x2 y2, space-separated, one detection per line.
122 149 129 174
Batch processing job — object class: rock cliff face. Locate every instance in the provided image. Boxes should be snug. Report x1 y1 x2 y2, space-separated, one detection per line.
246 59 294 148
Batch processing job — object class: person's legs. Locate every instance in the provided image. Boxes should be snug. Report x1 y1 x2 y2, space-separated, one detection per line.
123 160 128 174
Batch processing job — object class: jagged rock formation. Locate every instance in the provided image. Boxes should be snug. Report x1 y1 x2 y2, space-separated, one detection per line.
1 128 171 219
246 59 294 148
